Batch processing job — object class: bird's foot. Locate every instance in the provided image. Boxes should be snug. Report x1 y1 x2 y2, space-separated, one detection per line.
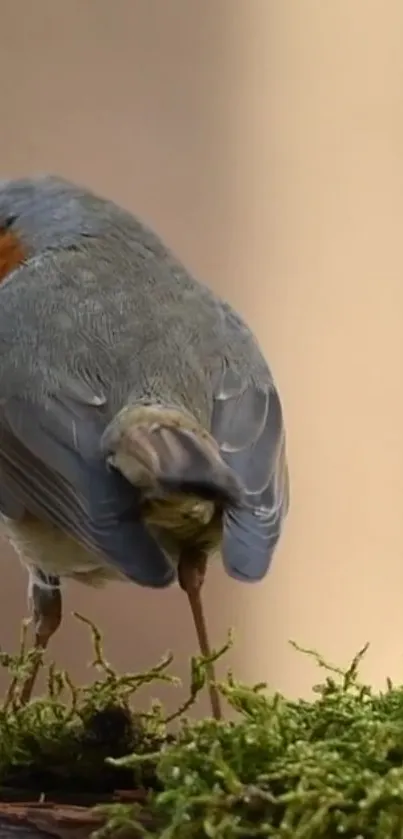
19 571 62 705
178 551 222 721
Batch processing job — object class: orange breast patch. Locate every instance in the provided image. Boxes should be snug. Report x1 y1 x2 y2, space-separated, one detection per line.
0 229 26 283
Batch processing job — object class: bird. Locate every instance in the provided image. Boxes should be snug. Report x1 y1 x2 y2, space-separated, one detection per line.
0 175 289 716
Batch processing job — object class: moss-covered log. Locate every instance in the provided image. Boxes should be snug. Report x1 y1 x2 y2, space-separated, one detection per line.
3 618 403 837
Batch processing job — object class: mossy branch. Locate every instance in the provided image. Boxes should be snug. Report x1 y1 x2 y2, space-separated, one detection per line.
2 618 403 837
97 639 403 839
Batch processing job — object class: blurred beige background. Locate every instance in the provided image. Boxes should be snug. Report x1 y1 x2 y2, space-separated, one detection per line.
1 0 403 714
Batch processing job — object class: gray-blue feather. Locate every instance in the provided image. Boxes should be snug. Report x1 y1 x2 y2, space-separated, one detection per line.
212 360 289 581
0 394 174 587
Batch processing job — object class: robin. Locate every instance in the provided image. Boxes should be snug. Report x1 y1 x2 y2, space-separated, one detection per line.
0 175 289 717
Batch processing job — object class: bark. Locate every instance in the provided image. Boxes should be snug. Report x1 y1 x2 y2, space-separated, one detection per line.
0 795 153 839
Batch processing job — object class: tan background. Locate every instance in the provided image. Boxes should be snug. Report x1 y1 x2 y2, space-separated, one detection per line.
1 0 402 714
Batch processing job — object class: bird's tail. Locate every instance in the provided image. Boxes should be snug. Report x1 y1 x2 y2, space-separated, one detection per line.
102 404 243 507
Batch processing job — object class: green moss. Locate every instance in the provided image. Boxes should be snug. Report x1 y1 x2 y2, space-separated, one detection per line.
3 621 403 837
0 613 186 795
101 643 403 838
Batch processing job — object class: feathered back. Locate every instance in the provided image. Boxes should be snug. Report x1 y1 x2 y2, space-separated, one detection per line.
0 175 289 584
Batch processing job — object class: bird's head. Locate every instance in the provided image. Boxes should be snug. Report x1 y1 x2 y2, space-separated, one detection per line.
0 174 107 282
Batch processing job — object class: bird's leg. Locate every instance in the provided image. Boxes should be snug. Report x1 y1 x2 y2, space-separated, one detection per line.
178 551 222 721
19 570 62 705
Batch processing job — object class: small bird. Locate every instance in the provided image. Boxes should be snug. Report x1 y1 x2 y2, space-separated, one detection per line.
0 175 289 715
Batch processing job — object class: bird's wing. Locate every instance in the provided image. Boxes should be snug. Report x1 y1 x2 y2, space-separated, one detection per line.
0 388 174 587
212 359 289 581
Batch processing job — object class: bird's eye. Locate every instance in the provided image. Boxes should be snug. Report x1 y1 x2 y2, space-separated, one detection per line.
2 215 17 231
